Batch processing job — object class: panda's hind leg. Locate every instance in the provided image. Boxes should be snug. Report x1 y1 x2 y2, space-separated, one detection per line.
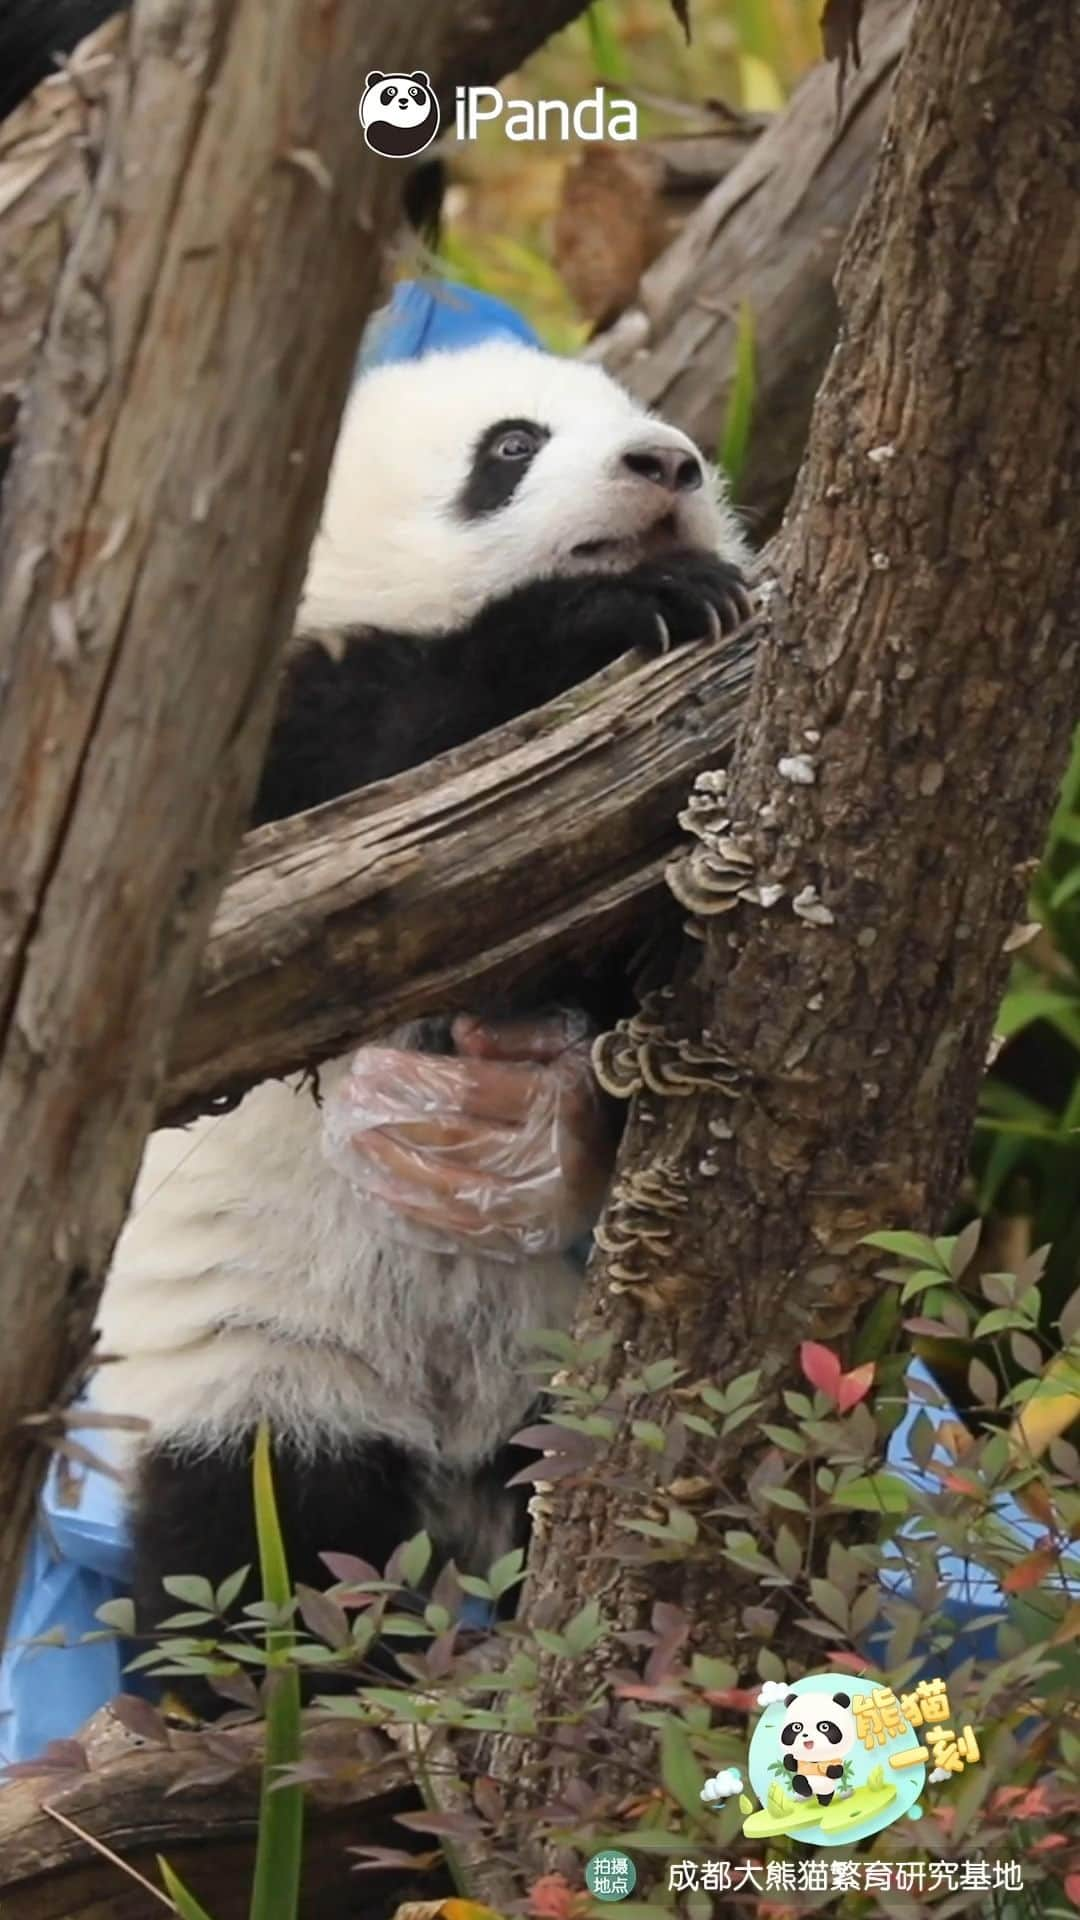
131 1433 428 1706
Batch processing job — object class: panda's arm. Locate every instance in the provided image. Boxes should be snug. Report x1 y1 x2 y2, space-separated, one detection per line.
826 1762 844 1779
782 1755 798 1773
442 549 751 736
253 551 750 825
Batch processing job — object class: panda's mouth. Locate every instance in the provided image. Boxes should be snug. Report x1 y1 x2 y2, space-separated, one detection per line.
571 512 680 564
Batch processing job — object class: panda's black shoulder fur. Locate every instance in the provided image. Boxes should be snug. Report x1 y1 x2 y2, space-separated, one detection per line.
253 546 748 824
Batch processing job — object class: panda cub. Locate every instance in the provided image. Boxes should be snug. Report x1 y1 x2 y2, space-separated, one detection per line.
90 342 752 1642
778 1690 857 1805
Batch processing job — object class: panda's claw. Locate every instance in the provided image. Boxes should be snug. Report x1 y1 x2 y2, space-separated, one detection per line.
716 584 755 636
653 612 672 654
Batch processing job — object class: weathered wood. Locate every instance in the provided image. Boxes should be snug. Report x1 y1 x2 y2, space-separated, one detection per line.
592 0 914 537
486 0 1080 1866
0 0 594 1646
163 628 758 1120
0 1710 413 1920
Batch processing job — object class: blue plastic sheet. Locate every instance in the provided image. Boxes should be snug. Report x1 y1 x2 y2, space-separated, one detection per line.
0 1423 133 1763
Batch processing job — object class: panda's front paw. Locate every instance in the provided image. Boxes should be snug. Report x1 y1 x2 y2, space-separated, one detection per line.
630 551 755 654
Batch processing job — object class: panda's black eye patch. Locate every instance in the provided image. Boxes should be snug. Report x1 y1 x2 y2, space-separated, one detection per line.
458 418 550 519
409 85 425 103
380 85 397 104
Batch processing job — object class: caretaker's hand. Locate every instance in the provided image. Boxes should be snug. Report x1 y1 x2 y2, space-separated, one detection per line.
322 1011 614 1258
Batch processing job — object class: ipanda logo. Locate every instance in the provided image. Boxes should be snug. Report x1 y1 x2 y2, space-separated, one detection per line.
360 71 440 158
454 85 637 143
700 1671 982 1849
359 71 638 157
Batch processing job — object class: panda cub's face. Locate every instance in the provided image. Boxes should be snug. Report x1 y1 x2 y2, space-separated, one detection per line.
778 1690 856 1766
300 341 748 638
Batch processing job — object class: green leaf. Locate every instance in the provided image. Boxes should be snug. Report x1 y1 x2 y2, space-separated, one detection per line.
397 1530 433 1590
660 1715 706 1817
678 1412 718 1437
632 1419 667 1452
718 300 756 491
249 1425 303 1920
726 1368 762 1408
862 1230 946 1269
162 1575 217 1611
830 1472 912 1514
215 1566 252 1614
640 1357 686 1392
773 1525 803 1580
457 1574 494 1600
762 1486 808 1512
487 1547 526 1599
995 986 1080 1038
691 1654 738 1691
562 1599 606 1656
584 3 628 82
900 1267 953 1303
973 1307 1035 1338
760 1423 807 1454
94 1597 136 1635
159 1856 219 1920
809 1579 850 1629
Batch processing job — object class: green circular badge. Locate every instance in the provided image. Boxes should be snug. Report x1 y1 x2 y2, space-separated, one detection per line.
585 1851 637 1902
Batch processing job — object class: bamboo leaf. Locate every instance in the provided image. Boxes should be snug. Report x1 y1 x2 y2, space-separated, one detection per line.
159 1857 219 1920
249 1425 303 1920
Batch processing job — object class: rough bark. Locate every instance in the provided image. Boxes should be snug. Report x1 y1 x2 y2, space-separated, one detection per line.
0 0 594 1644
0 1711 411 1920
592 0 913 539
488 0 1080 1849
163 628 757 1121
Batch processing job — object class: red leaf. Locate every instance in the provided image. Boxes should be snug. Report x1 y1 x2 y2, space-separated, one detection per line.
528 1873 580 1920
940 1470 985 1499
836 1361 875 1412
615 1681 688 1703
1064 1872 1080 1904
823 1649 877 1674
1032 1833 1069 1851
320 1551 381 1585
1002 1547 1059 1593
701 1686 760 1712
800 1341 842 1400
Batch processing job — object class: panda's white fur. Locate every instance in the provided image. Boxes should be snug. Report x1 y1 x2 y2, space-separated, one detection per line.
299 342 748 636
93 1052 579 1469
91 342 748 1583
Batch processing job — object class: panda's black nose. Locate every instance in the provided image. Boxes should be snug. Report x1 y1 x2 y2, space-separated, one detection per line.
622 444 703 494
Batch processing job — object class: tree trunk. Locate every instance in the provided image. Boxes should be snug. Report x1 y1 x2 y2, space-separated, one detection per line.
487 0 1080 1854
0 0 593 1644
592 0 913 538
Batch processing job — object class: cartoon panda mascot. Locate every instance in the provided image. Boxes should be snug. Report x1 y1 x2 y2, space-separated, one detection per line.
778 1691 857 1805
360 70 440 158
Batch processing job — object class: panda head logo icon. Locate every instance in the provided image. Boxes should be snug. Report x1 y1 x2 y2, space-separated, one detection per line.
360 71 440 158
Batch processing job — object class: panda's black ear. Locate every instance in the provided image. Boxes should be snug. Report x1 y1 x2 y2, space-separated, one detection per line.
833 1692 851 1709
365 71 385 86
410 70 432 86
784 1692 798 1707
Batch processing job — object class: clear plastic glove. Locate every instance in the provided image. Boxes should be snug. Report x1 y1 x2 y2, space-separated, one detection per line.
322 1010 614 1259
